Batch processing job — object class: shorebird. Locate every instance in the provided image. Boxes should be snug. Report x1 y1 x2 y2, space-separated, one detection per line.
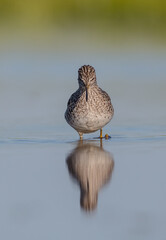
65 65 114 139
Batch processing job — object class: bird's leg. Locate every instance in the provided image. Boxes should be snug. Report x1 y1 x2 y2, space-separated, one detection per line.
78 132 83 140
100 128 103 139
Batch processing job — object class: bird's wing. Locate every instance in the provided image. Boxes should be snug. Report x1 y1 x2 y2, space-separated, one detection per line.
67 89 80 107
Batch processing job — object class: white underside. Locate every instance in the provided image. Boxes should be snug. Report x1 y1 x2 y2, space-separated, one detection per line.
68 113 112 133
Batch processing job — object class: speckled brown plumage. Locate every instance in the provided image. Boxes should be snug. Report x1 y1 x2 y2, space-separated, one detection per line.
65 65 114 139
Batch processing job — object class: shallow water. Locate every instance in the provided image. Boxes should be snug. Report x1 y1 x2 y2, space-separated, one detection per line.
0 127 166 240
0 45 166 239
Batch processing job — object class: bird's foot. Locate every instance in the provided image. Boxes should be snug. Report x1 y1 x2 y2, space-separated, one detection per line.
104 134 111 139
99 129 111 139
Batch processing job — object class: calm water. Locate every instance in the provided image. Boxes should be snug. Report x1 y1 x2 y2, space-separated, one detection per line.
0 44 166 239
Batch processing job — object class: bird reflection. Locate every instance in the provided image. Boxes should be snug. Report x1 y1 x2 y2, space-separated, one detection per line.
66 140 114 212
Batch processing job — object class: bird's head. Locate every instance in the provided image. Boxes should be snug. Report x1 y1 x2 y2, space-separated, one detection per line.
78 65 97 101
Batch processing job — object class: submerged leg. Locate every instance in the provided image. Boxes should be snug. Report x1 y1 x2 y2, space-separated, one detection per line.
78 132 83 140
100 129 103 139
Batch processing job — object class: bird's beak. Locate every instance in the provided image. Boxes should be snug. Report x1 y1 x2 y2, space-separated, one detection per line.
86 85 89 102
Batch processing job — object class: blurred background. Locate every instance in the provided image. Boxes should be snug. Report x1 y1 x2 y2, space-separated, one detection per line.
0 0 166 33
